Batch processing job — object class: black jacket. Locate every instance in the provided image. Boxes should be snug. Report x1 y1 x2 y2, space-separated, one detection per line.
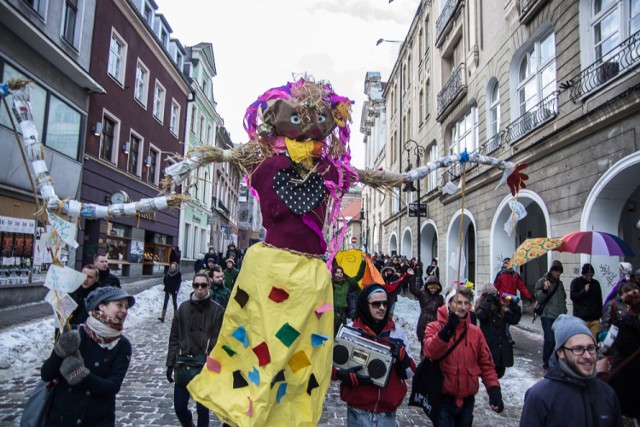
476 295 521 369
409 280 444 341
98 269 121 288
570 276 603 321
41 328 131 427
609 313 640 418
69 283 101 326
163 270 182 293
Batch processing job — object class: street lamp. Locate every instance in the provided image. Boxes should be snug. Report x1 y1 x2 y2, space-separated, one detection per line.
376 38 403 46
404 139 425 285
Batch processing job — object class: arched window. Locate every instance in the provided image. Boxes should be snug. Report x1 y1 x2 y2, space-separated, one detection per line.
517 32 556 116
487 80 500 138
591 0 639 60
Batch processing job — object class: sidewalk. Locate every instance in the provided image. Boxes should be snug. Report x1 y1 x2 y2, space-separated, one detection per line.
0 272 195 331
515 311 544 335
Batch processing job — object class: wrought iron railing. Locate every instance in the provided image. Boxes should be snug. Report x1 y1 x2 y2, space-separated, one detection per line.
520 0 539 16
483 132 503 155
565 30 640 102
437 63 466 119
436 0 461 45
504 93 558 143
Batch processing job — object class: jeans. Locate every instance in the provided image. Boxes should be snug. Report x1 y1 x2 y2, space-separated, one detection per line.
438 397 475 427
334 308 348 336
174 383 209 427
162 292 178 312
541 316 556 368
347 406 396 427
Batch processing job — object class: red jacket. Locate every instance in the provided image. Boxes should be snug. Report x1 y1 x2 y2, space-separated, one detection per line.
423 305 500 407
494 271 531 300
333 318 416 413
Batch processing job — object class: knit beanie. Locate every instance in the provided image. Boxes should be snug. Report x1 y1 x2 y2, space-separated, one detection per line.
552 314 593 352
85 287 136 312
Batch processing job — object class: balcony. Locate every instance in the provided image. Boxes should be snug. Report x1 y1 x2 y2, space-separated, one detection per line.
519 0 549 24
437 63 467 121
564 30 640 102
435 0 463 48
504 93 558 143
483 132 503 155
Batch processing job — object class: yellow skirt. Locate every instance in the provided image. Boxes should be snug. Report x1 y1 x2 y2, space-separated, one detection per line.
188 243 333 426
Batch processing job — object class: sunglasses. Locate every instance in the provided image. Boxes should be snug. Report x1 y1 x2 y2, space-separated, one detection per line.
368 300 389 308
193 282 209 289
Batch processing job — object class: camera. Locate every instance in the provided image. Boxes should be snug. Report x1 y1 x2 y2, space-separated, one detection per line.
333 325 394 387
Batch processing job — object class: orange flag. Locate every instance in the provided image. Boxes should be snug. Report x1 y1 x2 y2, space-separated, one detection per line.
361 254 385 288
334 250 384 289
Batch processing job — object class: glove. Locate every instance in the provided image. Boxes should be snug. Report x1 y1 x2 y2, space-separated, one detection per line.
54 330 81 358
390 339 411 371
166 366 174 383
335 366 373 386
488 386 504 413
60 353 89 385
438 310 460 342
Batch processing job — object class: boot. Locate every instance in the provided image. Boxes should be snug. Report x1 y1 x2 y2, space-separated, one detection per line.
157 309 166 322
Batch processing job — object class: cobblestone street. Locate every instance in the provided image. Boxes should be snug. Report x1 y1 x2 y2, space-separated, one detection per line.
0 283 542 426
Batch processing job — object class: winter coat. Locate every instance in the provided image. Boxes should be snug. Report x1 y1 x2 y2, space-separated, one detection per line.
98 269 121 288
209 284 231 308
494 269 532 300
409 280 444 342
569 276 603 322
424 305 500 406
476 295 521 369
601 294 627 331
166 294 225 366
425 265 439 278
41 327 131 427
223 268 239 290
534 273 567 319
608 312 640 418
519 356 623 427
335 317 416 413
333 261 366 309
163 270 182 293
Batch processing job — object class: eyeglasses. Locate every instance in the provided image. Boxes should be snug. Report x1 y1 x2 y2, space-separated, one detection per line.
562 345 597 356
368 300 389 308
193 282 209 289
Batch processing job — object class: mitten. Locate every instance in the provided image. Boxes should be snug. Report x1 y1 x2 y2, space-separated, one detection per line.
166 366 174 383
54 330 81 358
488 386 504 413
335 366 373 386
390 339 411 370
60 353 89 385
438 310 460 341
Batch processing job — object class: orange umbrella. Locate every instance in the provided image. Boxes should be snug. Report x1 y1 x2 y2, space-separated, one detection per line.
509 237 564 267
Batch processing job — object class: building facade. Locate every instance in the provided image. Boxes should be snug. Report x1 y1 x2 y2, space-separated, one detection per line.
77 0 190 277
362 0 640 300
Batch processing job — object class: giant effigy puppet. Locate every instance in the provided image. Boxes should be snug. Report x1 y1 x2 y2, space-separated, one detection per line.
1 76 528 427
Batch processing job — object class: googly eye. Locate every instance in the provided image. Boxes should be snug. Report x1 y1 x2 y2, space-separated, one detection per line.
316 114 326 124
290 115 301 124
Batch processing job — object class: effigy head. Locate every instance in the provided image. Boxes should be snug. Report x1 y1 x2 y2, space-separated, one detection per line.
243 76 353 149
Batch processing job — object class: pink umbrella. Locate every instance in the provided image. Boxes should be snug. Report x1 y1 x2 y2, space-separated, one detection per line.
557 231 635 256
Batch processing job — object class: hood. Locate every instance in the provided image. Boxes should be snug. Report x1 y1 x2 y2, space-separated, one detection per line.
543 355 592 390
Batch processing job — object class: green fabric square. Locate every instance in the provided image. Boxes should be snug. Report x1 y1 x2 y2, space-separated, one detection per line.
275 323 300 348
222 345 236 357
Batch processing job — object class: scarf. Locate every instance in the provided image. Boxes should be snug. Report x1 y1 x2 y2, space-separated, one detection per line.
84 311 125 349
167 268 180 278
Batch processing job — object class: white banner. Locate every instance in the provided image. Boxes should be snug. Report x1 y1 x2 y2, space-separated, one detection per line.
44 264 85 293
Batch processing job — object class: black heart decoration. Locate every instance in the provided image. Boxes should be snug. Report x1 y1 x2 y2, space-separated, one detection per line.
273 168 326 215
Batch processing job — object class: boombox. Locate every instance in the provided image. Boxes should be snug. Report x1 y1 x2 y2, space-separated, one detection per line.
333 325 394 387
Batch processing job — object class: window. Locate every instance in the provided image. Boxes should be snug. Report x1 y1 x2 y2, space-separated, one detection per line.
184 223 191 258
488 80 501 137
450 108 478 156
190 105 198 133
62 0 78 46
424 17 430 54
143 2 154 26
160 28 169 48
419 89 424 123
199 114 206 141
147 147 160 185
425 81 431 116
127 133 141 175
100 116 116 163
134 60 149 107
1 63 46 139
108 30 127 84
517 32 556 116
153 81 165 122
590 0 639 61
22 0 47 16
170 100 180 136
428 144 438 192
206 123 212 143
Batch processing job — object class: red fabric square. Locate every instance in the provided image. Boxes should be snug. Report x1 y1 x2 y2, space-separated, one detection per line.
253 341 271 366
269 287 289 303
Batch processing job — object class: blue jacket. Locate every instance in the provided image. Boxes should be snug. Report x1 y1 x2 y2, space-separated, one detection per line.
520 356 622 427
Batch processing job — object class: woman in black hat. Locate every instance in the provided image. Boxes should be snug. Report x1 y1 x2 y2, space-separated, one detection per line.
40 287 135 426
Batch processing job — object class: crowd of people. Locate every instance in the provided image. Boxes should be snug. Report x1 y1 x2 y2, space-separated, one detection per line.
27 246 640 426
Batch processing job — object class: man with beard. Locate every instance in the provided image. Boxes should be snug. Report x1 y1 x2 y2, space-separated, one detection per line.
520 314 623 427
94 253 121 288
69 264 102 328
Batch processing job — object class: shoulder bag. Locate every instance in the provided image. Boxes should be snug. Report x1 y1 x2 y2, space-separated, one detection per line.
532 279 560 322
175 354 206 386
20 379 57 427
408 327 468 427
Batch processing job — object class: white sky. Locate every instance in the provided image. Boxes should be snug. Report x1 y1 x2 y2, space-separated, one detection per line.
155 0 421 168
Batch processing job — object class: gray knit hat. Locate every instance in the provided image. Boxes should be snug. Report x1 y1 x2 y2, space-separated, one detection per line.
85 287 136 312
552 314 593 352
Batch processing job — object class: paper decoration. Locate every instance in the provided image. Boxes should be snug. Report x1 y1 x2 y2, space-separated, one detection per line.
307 374 319 395
233 370 248 388
314 304 332 319
442 181 459 195
268 287 289 303
47 212 78 249
248 367 260 386
44 265 86 293
508 199 527 220
270 370 285 389
252 342 271 366
234 288 249 308
311 334 329 347
206 356 221 373
232 326 250 348
276 383 287 404
288 351 311 373
247 397 253 417
275 323 300 348
44 289 77 325
222 345 237 357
